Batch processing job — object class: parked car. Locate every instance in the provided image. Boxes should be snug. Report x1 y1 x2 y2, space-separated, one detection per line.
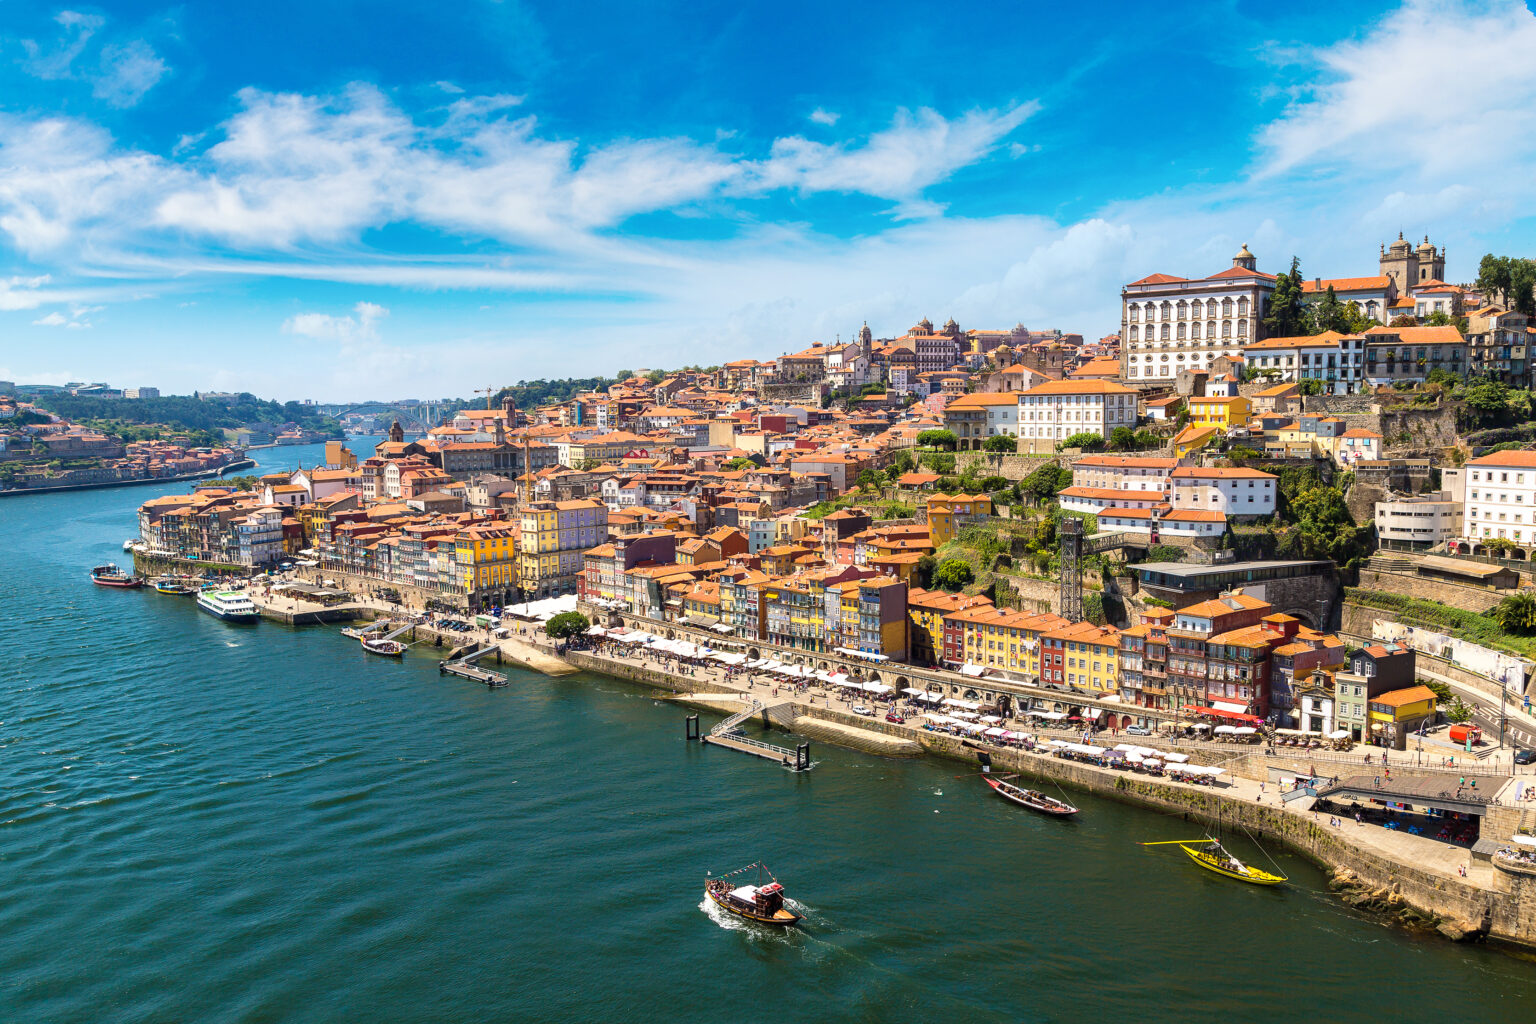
885 710 906 724
1125 725 1152 736
1515 749 1536 765
852 705 874 717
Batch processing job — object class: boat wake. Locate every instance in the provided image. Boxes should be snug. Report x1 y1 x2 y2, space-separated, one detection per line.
224 642 241 648
698 896 805 940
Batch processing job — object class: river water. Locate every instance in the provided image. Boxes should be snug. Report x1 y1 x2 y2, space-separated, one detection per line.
1 439 1532 1022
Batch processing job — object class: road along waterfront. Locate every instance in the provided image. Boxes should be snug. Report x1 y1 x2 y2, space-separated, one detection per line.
5 440 1536 1021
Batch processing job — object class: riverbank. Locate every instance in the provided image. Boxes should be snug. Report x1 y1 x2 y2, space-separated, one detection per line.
550 638 1531 951
0 458 255 498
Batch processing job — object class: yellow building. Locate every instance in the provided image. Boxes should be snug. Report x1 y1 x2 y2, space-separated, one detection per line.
906 589 993 666
456 523 518 608
926 493 993 548
1042 621 1121 694
1173 424 1220 459
1186 394 1251 431
945 606 1070 678
1368 685 1438 747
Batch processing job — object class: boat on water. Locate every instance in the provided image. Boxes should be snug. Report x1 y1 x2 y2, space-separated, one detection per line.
1141 837 1286 886
90 563 144 589
361 637 405 657
153 577 195 596
196 589 260 623
705 863 800 927
983 774 1079 817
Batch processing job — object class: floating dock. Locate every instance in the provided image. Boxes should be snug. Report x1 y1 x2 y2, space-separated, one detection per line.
691 699 812 771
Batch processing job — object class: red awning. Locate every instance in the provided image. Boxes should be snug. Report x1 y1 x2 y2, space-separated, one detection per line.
1186 705 1263 724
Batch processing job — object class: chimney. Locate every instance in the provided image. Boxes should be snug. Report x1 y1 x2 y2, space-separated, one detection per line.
1314 278 1321 288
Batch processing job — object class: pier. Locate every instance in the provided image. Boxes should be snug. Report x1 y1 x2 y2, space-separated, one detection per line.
700 697 813 771
439 642 508 687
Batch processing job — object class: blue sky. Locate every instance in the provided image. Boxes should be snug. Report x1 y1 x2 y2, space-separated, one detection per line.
2 0 1535 401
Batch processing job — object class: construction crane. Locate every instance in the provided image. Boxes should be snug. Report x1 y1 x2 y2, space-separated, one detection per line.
473 386 507 410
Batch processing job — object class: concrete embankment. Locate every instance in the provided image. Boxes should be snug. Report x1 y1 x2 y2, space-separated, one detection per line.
560 646 1523 950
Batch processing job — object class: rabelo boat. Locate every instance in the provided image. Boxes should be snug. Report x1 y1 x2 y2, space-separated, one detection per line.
982 774 1078 816
705 863 800 927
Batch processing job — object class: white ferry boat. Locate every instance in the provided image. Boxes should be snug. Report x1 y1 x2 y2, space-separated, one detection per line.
196 589 260 623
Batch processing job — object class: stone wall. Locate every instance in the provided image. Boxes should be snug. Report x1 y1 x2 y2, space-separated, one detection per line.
1340 603 1514 704
953 452 1057 481
1355 568 1503 614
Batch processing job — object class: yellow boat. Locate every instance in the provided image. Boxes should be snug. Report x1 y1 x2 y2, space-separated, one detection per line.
1142 838 1286 886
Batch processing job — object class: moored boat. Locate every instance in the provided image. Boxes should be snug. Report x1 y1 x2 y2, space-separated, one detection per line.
705 863 800 927
91 563 144 589
361 637 405 657
1142 837 1286 886
983 774 1079 817
153 577 195 596
196 588 260 623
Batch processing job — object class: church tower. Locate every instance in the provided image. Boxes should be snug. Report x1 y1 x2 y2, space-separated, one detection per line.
859 321 873 362
388 419 404 444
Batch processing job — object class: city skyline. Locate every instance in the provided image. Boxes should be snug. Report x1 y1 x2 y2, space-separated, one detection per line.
2 0 1535 400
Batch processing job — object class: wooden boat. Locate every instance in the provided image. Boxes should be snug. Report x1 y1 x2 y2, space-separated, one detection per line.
705 863 800 927
361 637 406 657
91 564 144 589
983 774 1078 817
153 577 195 595
1142 837 1286 886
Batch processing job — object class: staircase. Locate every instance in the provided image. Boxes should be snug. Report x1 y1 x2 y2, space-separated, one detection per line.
711 697 766 736
1366 553 1418 574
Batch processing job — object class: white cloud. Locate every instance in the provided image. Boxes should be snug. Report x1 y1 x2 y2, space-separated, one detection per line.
19 11 167 107
30 303 97 328
746 104 1039 208
21 11 104 80
94 40 169 108
808 107 839 126
1257 0 1536 179
282 301 389 344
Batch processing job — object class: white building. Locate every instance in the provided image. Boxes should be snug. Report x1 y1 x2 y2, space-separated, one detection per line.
1097 507 1156 537
1375 495 1463 551
1299 276 1396 325
1120 245 1277 384
1157 508 1227 537
1169 467 1277 518
1058 486 1167 515
1016 379 1138 455
1070 455 1180 494
1462 450 1536 548
1241 331 1368 394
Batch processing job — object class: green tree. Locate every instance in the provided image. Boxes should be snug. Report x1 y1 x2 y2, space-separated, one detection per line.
887 450 916 478
1445 697 1474 724
1264 256 1307 337
932 558 975 592
1107 426 1137 451
1297 378 1324 396
982 434 1017 453
917 429 958 451
544 611 591 641
921 451 955 474
1495 593 1536 635
1290 486 1353 534
1022 462 1071 503
1060 431 1105 451
1476 254 1536 317
911 554 938 589
723 457 757 471
855 468 883 491
1307 285 1348 335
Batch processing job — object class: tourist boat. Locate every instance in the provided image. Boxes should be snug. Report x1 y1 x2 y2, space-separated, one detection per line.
90 563 144 589
704 863 800 927
196 588 260 623
153 577 195 595
1141 837 1286 886
361 637 405 657
983 774 1079 817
